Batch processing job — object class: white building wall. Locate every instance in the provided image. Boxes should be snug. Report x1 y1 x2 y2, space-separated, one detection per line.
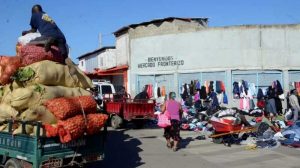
99 49 117 70
116 33 131 93
115 34 129 66
78 59 86 72
84 53 99 72
128 25 300 101
130 25 300 73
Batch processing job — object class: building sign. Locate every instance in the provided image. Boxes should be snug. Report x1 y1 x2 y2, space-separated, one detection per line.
138 56 184 68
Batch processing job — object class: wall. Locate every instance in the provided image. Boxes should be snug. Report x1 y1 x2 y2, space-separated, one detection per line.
115 34 129 66
115 33 130 93
130 25 300 73
99 49 116 70
129 19 207 39
128 24 300 104
78 59 86 72
84 53 99 72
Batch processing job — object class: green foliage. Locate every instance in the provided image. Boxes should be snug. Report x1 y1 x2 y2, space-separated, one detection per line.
13 67 35 82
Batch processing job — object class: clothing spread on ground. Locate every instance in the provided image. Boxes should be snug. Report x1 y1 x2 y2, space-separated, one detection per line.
147 76 299 149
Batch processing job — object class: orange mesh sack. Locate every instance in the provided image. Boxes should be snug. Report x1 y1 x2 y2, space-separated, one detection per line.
0 56 22 85
44 96 97 120
44 124 59 138
58 115 86 143
86 114 108 135
49 114 108 143
19 45 64 66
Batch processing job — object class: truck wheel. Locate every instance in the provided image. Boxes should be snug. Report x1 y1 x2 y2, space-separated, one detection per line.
134 120 145 129
212 137 223 144
111 115 123 129
5 158 22 168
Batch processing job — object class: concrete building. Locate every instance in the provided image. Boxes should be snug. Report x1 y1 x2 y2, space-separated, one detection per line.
77 45 129 91
112 17 300 107
79 17 300 108
78 46 116 72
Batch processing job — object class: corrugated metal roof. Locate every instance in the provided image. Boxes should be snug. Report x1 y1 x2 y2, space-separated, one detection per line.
114 17 209 36
77 46 115 59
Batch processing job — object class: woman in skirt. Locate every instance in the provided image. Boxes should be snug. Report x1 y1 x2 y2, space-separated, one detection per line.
161 92 182 151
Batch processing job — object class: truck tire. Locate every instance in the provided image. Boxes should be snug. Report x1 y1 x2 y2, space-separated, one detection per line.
5 158 22 168
111 115 123 129
134 120 145 129
212 137 223 144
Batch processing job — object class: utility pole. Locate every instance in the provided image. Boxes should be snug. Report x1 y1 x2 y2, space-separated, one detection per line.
98 33 102 48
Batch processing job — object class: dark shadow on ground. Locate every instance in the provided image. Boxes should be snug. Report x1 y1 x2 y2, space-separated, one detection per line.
139 136 157 139
124 120 160 130
179 137 195 149
95 129 144 168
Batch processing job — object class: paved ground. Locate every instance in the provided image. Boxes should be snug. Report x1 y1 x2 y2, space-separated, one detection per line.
98 126 300 168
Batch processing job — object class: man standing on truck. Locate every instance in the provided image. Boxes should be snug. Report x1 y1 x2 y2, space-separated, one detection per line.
22 4 68 59
134 86 149 101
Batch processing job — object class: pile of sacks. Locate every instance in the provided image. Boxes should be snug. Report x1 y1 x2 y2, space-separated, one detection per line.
43 96 108 143
0 34 108 143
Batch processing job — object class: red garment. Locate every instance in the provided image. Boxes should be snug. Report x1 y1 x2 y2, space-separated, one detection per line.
220 81 226 92
146 84 153 98
239 98 250 110
161 86 166 97
296 82 300 96
257 100 266 109
286 121 294 126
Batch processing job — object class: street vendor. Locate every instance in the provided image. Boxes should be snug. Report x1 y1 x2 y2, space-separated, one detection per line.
134 86 149 101
22 4 68 59
207 89 219 113
117 86 129 99
92 88 102 105
288 89 300 122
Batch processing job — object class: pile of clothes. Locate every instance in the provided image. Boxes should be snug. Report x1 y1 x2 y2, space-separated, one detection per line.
256 130 279 149
277 121 300 147
181 107 209 131
243 119 300 149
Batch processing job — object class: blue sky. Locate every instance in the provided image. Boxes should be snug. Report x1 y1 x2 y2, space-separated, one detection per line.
0 0 299 62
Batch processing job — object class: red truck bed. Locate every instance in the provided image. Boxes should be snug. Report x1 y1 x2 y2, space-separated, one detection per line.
105 99 155 121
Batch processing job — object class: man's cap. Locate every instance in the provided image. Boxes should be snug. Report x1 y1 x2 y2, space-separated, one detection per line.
32 4 43 13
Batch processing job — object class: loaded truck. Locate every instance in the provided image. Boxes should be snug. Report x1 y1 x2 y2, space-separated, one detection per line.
92 81 155 129
0 120 107 168
0 29 108 168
